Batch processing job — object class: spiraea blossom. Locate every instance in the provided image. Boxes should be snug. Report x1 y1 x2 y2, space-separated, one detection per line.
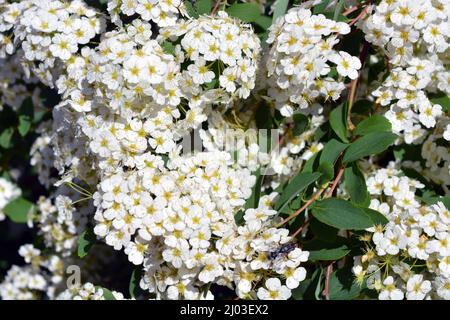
0 0 106 87
158 11 261 102
353 162 450 300
266 6 357 116
362 0 449 144
107 0 185 27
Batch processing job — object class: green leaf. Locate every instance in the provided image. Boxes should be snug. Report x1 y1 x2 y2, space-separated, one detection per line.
333 0 345 21
354 115 392 136
311 198 377 230
17 97 34 136
226 3 261 22
129 268 144 299
292 113 309 136
330 103 349 143
292 268 322 300
352 99 373 115
274 172 322 211
273 0 289 22
317 162 334 184
77 227 96 258
344 164 370 207
254 15 272 30
315 267 325 300
310 219 338 243
313 0 333 15
421 194 450 208
0 128 14 149
244 168 263 210
97 287 116 300
328 268 363 300
343 132 397 163
18 116 32 137
161 41 175 55
4 198 35 223
234 210 245 226
196 0 212 15
301 153 320 173
33 110 47 124
314 122 328 141
304 239 350 261
319 139 348 166
442 197 450 209
363 208 389 226
185 1 199 18
430 95 449 113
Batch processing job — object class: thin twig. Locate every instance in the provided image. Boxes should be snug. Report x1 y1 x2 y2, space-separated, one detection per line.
342 6 358 16
322 263 334 300
211 0 222 16
291 216 312 238
325 167 345 198
348 5 371 27
347 40 371 131
290 164 345 236
276 187 325 228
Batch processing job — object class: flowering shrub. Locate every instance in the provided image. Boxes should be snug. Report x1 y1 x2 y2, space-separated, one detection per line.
0 0 448 301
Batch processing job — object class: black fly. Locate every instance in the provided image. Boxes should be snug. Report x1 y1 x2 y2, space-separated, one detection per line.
268 242 297 261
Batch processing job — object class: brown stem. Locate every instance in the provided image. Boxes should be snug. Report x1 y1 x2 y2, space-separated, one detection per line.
325 167 345 198
322 263 334 300
348 5 371 27
291 216 312 238
276 188 325 228
343 6 359 17
289 164 345 237
347 40 371 131
211 0 222 16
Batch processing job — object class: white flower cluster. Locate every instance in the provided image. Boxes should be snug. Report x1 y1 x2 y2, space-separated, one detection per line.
0 0 105 87
362 0 449 143
0 177 21 221
62 26 178 114
401 117 450 192
34 194 88 256
266 6 359 116
0 265 47 300
90 149 309 299
107 0 184 27
0 190 125 300
0 54 41 111
57 282 124 300
30 121 55 188
353 162 450 300
159 11 261 102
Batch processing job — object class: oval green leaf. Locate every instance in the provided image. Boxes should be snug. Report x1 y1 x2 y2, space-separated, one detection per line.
343 132 397 164
311 198 376 230
274 172 322 211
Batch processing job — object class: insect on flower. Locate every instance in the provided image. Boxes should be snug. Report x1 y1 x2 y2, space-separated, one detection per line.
268 242 297 261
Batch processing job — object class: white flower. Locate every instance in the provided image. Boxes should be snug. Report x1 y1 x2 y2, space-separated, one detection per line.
49 34 78 60
283 267 306 290
379 276 404 300
329 51 361 80
257 278 292 300
406 274 431 300
187 58 215 85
